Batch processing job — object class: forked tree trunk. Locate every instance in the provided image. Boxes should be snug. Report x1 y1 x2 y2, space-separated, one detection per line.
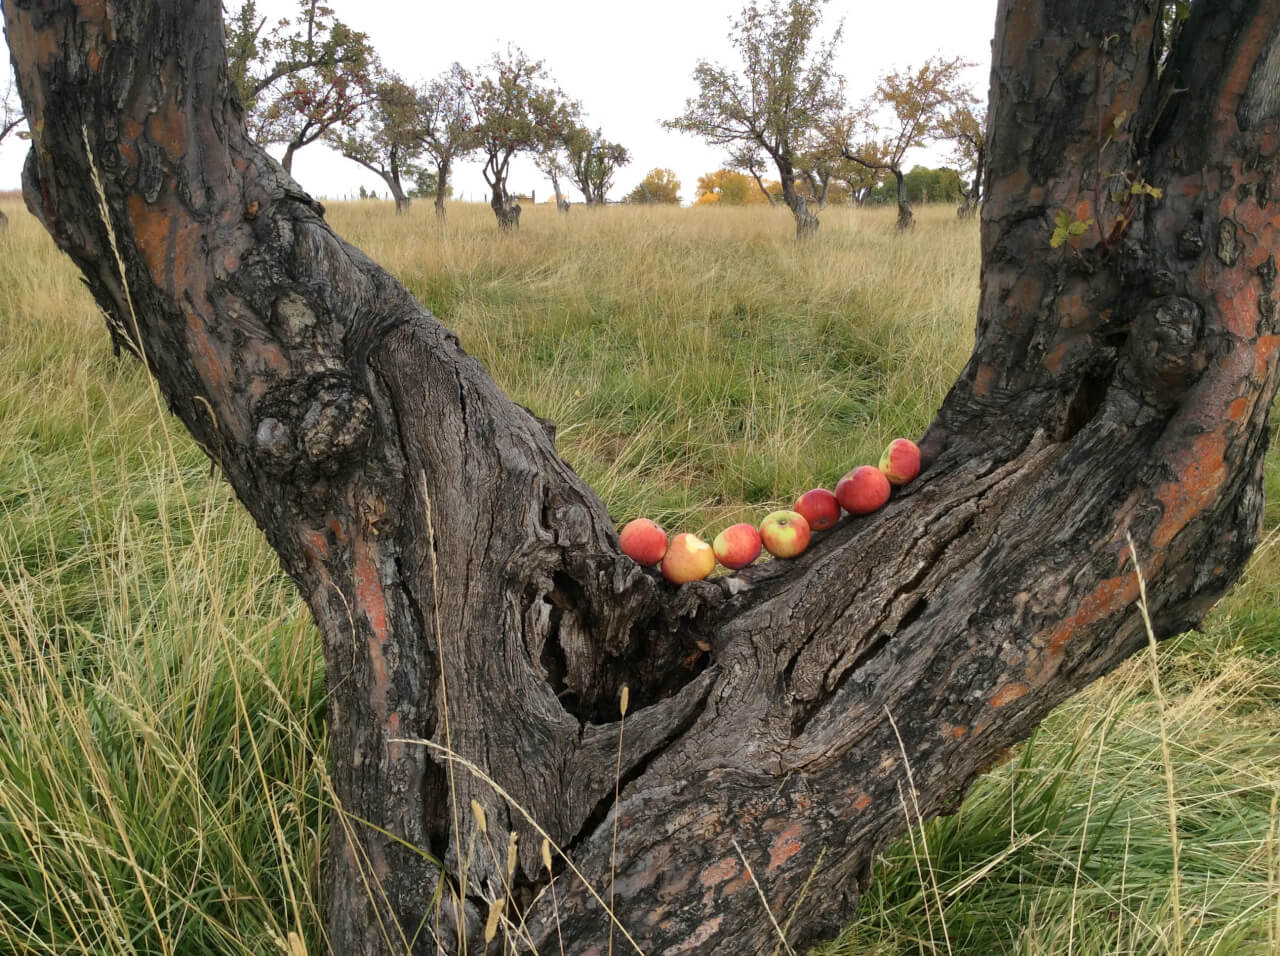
6 1 1280 953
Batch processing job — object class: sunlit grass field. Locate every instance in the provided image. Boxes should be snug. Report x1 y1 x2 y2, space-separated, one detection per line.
2 196 1279 954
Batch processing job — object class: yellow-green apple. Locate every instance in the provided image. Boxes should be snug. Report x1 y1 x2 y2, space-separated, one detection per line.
713 523 762 570
836 465 891 515
793 488 841 531
661 533 717 584
759 510 811 558
879 438 921 485
619 518 667 566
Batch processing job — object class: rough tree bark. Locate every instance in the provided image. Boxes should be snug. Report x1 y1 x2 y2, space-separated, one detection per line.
5 1 1280 953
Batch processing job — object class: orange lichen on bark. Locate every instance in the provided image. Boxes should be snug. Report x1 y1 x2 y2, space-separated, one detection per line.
973 363 996 397
128 192 200 295
304 529 328 563
1026 572 1140 689
353 540 388 636
1255 335 1280 379
1006 274 1044 317
669 916 724 953
699 857 740 888
989 682 1028 709
767 821 804 874
1153 431 1229 549
185 313 229 391
147 90 187 161
1043 342 1069 373
1218 281 1259 339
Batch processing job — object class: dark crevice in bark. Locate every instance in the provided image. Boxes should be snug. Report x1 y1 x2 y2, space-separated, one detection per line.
563 690 712 855
1062 362 1115 441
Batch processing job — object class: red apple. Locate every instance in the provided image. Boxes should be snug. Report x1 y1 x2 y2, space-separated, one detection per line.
836 466 891 515
879 438 921 485
793 488 841 531
759 510 811 559
713 523 763 570
619 518 667 566
661 533 717 584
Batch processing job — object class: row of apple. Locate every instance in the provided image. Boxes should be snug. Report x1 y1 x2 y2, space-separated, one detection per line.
619 438 922 584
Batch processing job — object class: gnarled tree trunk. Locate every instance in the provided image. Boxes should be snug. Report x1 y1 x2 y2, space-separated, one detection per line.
5 0 1280 953
778 163 819 239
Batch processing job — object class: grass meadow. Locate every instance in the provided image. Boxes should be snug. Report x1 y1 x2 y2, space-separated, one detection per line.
2 196 1280 954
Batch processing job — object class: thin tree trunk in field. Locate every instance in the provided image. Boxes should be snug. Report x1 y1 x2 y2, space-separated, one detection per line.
434 160 449 222
892 166 912 229
5 1 1280 952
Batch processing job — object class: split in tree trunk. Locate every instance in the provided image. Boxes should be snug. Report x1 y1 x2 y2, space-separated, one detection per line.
5 0 1280 952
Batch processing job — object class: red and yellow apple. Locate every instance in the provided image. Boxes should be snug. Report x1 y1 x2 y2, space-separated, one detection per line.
661 532 717 584
793 488 841 531
713 522 762 570
759 510 811 559
619 518 667 566
836 466 891 515
879 438 921 485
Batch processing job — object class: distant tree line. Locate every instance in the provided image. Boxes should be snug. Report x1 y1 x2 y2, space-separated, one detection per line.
223 1 632 230
693 163 965 208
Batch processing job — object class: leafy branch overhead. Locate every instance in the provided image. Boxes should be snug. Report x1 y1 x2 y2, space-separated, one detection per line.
226 0 378 172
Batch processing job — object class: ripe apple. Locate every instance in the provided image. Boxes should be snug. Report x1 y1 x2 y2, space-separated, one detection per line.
619 518 667 566
759 510 811 559
661 532 717 584
836 466 891 515
713 522 762 570
793 488 841 531
879 438 921 485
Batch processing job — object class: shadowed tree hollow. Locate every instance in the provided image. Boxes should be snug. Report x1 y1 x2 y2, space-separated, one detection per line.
4 0 1280 952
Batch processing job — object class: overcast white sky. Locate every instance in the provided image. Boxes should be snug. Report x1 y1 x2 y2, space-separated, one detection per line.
0 0 997 204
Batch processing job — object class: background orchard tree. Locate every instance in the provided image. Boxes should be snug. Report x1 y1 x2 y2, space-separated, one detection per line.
533 137 574 214
226 0 377 174
564 126 630 205
940 102 988 217
665 0 844 238
835 55 975 229
625 167 681 203
463 47 574 230
418 65 473 222
6 0 1280 953
330 76 432 215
